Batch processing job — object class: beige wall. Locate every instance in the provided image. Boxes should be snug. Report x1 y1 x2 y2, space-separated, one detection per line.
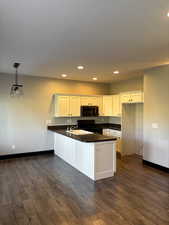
143 65 169 168
109 77 144 94
0 74 109 155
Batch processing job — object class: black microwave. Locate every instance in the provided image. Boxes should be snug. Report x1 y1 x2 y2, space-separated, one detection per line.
81 106 99 117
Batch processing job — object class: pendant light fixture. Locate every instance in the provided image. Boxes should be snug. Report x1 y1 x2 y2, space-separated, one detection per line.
10 62 24 97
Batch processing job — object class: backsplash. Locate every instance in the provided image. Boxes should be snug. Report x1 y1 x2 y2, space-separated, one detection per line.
51 116 121 125
109 117 121 124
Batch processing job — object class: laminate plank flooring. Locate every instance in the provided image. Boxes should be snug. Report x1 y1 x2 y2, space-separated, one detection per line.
0 154 168 225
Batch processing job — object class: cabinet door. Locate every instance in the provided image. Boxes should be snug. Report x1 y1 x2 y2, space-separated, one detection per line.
102 96 113 116
131 92 143 103
95 143 114 177
57 96 70 117
112 95 121 116
121 92 144 104
98 96 103 116
69 96 80 116
88 97 99 106
109 130 122 138
80 96 99 106
120 94 131 103
80 97 89 106
103 129 110 136
63 137 76 166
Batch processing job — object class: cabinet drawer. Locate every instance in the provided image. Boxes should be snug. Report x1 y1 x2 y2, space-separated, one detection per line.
109 130 122 137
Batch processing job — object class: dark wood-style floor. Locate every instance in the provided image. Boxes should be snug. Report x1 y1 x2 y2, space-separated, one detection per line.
0 154 168 225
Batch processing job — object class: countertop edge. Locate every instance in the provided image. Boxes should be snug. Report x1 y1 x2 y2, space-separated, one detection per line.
48 128 117 143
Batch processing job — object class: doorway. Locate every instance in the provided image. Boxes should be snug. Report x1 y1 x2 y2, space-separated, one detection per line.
121 103 143 157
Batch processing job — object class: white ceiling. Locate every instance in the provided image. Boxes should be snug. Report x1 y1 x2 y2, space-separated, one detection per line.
0 0 169 83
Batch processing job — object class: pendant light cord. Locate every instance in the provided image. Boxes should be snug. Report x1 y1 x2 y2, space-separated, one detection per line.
15 67 18 85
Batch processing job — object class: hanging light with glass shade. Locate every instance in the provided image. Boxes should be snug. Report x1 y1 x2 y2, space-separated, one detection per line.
10 62 24 97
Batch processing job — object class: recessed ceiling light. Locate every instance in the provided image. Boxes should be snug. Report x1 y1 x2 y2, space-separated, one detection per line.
77 65 84 70
61 74 67 77
167 12 169 17
113 70 119 74
92 77 98 81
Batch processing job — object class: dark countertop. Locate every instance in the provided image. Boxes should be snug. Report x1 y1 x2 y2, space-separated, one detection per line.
48 123 120 143
48 123 121 131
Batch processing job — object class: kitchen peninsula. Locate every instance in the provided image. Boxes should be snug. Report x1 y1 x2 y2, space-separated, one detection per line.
48 125 117 181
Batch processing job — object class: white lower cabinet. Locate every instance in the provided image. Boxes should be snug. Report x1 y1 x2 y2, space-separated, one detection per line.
54 133 116 180
54 132 75 165
75 141 95 178
95 142 116 178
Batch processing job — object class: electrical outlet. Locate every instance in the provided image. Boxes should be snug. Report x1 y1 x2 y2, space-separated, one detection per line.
11 145 15 150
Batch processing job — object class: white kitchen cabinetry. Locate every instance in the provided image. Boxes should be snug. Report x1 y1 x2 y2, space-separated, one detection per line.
98 96 103 116
103 129 122 153
69 96 80 116
54 92 144 117
102 96 113 116
102 95 122 117
54 132 116 180
55 96 70 117
121 92 143 104
55 95 80 117
112 95 122 117
80 96 103 116
80 97 90 106
80 96 99 106
88 97 99 106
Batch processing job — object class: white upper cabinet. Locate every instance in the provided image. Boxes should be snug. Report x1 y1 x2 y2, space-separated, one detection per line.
54 92 144 117
112 95 122 117
55 96 70 117
80 96 99 106
80 96 103 116
89 97 99 106
69 96 80 117
121 91 144 104
55 95 80 117
80 97 90 106
102 96 113 116
103 95 122 117
98 96 103 116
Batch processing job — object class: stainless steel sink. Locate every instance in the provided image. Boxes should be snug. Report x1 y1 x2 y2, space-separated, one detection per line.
66 129 93 135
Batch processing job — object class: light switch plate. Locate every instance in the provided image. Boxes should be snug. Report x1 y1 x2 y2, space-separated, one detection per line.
152 123 159 129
